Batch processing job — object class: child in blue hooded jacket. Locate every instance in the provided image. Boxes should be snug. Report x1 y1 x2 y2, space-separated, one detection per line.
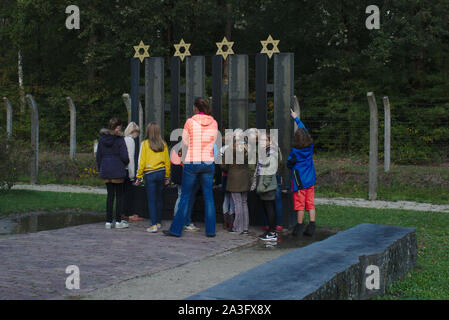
286 109 316 237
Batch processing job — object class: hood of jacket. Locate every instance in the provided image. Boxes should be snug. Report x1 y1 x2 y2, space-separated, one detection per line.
191 114 215 127
99 128 124 147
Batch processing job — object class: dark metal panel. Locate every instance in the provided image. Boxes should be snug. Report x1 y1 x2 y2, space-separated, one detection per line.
212 55 223 130
170 57 180 131
256 54 267 130
130 58 140 124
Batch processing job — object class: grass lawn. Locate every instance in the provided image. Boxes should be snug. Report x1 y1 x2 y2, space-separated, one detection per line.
0 190 106 216
314 154 449 204
1 189 447 299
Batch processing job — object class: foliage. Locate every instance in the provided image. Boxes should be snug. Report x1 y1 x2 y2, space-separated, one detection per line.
0 0 447 161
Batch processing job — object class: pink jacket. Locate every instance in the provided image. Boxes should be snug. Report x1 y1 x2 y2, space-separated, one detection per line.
182 114 218 163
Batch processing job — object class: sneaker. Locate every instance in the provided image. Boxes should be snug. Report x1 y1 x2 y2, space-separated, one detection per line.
292 223 304 237
258 232 278 242
115 221 129 229
162 230 180 237
228 228 239 233
303 222 316 237
105 222 112 229
184 224 200 232
275 225 283 232
261 225 269 232
240 230 249 235
146 225 158 233
157 223 162 229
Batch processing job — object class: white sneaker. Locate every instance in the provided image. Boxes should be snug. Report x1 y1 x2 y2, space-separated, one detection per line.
115 221 129 229
156 223 162 229
146 225 158 233
184 224 200 232
105 222 112 229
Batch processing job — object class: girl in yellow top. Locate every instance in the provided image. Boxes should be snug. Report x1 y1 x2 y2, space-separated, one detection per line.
136 122 170 233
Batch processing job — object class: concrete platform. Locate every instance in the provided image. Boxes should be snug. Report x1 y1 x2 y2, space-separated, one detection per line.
187 223 417 300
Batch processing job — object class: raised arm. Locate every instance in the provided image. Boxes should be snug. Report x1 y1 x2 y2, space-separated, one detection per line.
290 109 307 131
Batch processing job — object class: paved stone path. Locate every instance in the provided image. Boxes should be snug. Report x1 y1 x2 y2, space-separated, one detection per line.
0 220 258 300
13 184 449 213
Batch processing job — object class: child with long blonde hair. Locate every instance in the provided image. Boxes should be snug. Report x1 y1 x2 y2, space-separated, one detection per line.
136 122 170 233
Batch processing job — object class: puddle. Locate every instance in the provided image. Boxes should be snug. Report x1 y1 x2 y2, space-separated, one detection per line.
254 228 338 249
0 211 105 236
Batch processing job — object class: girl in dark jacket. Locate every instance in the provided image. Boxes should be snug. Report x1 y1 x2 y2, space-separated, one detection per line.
96 117 130 229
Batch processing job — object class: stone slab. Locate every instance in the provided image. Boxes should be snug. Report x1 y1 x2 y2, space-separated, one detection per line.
187 223 417 300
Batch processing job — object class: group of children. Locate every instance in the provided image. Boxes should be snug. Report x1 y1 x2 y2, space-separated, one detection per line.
96 103 317 241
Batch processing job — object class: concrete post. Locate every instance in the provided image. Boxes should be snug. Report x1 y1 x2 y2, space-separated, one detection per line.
186 56 205 119
228 55 249 130
3 97 13 136
123 93 144 142
145 57 165 134
367 92 378 200
26 94 39 184
383 96 391 172
123 93 132 123
66 97 76 159
274 53 294 185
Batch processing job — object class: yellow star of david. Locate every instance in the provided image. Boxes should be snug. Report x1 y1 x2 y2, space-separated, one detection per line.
260 35 280 59
216 37 234 60
133 40 150 63
173 39 191 62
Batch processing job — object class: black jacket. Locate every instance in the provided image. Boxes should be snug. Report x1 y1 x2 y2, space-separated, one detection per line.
96 129 129 180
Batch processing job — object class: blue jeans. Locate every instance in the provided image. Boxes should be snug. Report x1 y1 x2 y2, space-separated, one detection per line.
169 163 216 236
144 170 165 226
174 183 199 226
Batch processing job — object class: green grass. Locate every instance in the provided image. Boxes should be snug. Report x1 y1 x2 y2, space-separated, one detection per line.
314 154 449 204
317 205 449 299
0 190 106 216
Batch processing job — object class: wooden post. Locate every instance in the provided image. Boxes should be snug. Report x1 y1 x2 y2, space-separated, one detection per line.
26 94 39 184
383 96 391 172
293 95 300 132
66 97 76 160
367 92 378 200
3 97 13 137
